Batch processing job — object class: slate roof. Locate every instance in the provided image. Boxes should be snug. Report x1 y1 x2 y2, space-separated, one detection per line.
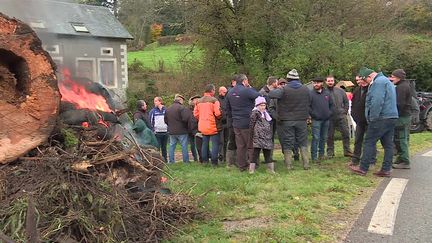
0 0 133 39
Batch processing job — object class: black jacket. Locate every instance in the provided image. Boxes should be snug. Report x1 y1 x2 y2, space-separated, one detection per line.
395 79 412 117
133 110 151 129
164 101 191 135
269 80 310 121
351 86 367 124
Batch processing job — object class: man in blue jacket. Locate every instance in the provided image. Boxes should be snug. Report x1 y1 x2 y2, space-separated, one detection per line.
226 74 260 171
350 67 398 177
309 77 333 164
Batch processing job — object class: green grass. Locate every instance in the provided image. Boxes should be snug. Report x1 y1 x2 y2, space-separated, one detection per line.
128 43 202 71
163 132 432 242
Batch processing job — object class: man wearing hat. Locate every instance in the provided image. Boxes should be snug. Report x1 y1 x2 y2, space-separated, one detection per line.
350 67 398 177
389 69 412 169
309 77 333 164
164 94 191 163
269 69 311 170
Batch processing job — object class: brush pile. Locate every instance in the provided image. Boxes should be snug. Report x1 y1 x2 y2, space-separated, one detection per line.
0 125 199 242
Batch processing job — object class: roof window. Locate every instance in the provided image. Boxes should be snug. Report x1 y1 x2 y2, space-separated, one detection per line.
71 23 89 33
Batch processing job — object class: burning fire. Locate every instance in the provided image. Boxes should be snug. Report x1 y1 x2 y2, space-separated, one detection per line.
59 68 112 113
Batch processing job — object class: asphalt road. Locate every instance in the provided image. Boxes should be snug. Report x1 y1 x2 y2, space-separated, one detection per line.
345 149 432 242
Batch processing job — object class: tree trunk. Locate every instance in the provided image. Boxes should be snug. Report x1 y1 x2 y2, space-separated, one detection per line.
0 13 60 164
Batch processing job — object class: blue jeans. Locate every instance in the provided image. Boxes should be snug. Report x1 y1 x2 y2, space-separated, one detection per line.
360 119 396 172
155 132 168 162
311 119 330 161
168 134 189 163
202 133 220 165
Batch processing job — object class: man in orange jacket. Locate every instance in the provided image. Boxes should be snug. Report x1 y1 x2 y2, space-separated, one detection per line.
194 84 222 165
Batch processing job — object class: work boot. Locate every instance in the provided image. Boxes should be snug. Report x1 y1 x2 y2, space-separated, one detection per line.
226 149 236 168
249 163 256 174
300 146 310 170
266 162 275 174
392 163 410 169
283 150 293 170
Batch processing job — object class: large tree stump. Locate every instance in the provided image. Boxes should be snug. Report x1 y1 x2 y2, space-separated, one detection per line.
0 13 60 164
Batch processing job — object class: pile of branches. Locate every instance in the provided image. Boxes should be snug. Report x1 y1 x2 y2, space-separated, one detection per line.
0 125 199 242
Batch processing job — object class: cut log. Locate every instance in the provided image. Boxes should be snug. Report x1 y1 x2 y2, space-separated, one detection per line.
0 13 60 164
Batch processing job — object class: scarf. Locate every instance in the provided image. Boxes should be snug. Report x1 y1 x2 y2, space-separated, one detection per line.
252 107 272 122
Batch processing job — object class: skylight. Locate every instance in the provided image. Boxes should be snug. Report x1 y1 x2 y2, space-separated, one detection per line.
71 23 89 33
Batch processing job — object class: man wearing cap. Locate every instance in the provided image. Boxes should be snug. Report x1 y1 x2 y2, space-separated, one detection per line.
226 74 260 171
325 75 353 158
350 67 398 177
188 95 201 162
269 69 311 170
309 77 333 164
389 69 412 169
165 94 191 163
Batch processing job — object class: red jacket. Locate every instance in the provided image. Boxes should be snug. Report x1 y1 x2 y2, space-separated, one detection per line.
193 93 222 135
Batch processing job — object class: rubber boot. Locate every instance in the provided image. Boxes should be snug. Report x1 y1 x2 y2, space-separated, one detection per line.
300 146 310 170
283 150 293 170
266 162 275 174
249 163 256 174
226 149 236 168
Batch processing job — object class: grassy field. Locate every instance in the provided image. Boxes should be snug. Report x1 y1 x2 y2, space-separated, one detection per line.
128 43 201 71
164 132 432 242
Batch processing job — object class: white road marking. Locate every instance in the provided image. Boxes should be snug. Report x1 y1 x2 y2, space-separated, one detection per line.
421 150 432 157
368 178 409 235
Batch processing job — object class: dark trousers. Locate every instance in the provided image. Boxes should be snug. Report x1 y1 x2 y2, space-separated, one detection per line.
251 148 271 164
189 134 198 161
218 127 229 161
352 122 367 164
327 116 351 156
195 135 204 162
155 132 168 161
352 122 377 165
360 119 396 172
227 126 237 150
278 120 308 150
234 127 251 171
202 133 220 165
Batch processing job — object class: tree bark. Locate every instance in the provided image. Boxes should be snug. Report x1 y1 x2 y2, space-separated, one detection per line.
0 13 60 164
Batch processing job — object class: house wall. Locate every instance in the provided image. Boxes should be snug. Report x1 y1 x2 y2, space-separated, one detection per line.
38 34 129 103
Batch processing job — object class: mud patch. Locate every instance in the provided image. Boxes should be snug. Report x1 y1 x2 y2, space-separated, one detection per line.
223 217 272 232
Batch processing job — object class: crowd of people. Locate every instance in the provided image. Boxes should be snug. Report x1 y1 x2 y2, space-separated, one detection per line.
132 67 414 177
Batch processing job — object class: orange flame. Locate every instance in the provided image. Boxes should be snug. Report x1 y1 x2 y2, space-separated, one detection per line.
59 68 112 113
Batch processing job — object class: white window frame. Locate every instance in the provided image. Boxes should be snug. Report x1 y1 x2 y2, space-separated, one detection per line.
75 57 97 82
43 44 60 55
51 56 63 65
71 23 89 33
97 58 118 88
100 47 114 56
